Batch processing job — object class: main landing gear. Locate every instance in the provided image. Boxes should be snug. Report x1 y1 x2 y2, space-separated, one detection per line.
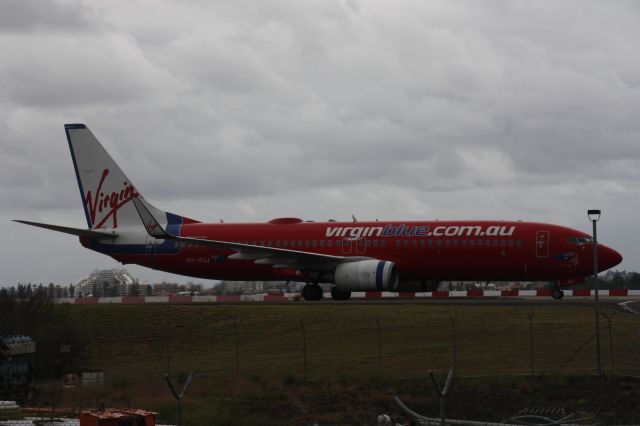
330 287 351 301
301 283 324 301
300 284 352 301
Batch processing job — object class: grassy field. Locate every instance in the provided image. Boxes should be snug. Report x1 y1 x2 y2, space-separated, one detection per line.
32 301 640 424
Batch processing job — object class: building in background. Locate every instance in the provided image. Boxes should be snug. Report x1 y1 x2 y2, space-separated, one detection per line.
74 269 136 297
216 280 265 294
153 281 202 296
215 280 298 294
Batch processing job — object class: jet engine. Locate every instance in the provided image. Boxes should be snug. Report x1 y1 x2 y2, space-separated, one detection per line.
332 260 399 291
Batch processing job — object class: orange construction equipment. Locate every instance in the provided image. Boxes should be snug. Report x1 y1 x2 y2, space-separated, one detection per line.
79 408 157 426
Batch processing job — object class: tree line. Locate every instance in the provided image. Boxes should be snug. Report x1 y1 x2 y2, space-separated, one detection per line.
0 282 75 300
580 270 640 290
0 281 204 299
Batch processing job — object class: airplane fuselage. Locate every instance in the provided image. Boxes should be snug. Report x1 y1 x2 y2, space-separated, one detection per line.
82 219 621 291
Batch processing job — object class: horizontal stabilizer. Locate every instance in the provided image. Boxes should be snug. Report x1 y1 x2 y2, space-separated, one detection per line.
13 220 117 239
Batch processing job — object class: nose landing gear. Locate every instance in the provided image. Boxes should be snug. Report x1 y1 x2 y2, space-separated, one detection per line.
551 282 565 300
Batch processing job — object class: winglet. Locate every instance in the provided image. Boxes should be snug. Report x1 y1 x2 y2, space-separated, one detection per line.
131 197 173 239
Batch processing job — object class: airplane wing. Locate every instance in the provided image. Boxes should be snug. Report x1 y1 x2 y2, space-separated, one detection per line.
132 197 365 270
13 220 117 239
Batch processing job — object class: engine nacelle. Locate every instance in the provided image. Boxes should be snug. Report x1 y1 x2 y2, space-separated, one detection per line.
333 260 399 291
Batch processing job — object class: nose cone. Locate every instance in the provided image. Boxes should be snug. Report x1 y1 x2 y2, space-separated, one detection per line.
599 245 623 272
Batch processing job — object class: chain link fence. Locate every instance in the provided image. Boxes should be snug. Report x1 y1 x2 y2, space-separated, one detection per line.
72 304 640 384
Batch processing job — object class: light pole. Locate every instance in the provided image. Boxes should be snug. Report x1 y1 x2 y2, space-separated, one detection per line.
588 209 603 375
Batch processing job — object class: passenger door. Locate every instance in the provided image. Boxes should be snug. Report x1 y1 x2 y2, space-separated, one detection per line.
535 231 550 258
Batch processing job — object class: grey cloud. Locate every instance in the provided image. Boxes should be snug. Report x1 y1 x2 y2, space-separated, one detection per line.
0 33 188 108
0 0 97 33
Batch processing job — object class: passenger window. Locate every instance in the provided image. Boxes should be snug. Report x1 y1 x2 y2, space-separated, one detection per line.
508 239 514 247
477 240 483 247
493 239 498 247
461 239 467 247
403 240 409 247
319 240 325 247
328 240 333 247
420 240 425 247
312 240 317 247
381 240 386 247
436 240 442 247
453 240 458 247
516 239 522 247
428 239 433 247
412 240 417 247
395 240 401 247
444 240 450 247
500 239 506 247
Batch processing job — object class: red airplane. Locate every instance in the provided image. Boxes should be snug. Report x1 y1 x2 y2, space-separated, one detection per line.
15 124 623 300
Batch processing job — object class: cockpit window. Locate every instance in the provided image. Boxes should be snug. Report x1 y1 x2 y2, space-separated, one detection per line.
568 236 593 245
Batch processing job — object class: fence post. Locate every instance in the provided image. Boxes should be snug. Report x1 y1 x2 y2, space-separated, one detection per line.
429 367 454 426
165 328 171 375
300 321 306 375
94 327 103 372
602 312 615 371
527 311 535 375
232 322 239 377
164 372 193 426
449 315 457 369
375 318 382 375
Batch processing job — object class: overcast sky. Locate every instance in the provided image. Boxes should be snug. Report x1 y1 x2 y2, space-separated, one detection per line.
1 0 639 286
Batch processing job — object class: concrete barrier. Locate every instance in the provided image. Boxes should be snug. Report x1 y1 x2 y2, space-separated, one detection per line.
48 289 640 304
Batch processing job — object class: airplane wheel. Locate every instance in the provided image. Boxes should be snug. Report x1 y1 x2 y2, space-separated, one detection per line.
552 289 564 300
331 287 351 301
302 284 323 301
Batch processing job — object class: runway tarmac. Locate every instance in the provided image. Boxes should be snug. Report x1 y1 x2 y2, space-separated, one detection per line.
212 296 639 307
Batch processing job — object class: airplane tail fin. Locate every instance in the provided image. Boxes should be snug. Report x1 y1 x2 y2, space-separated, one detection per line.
64 124 197 230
